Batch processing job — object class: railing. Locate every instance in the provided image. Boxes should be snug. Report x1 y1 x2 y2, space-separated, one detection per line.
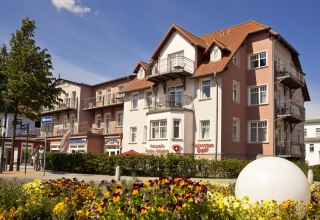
146 57 195 77
275 63 305 85
276 100 305 121
42 98 77 113
276 141 305 158
149 94 194 111
91 124 123 135
82 93 124 110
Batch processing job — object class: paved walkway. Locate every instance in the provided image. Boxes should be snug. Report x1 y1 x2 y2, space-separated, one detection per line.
0 164 236 184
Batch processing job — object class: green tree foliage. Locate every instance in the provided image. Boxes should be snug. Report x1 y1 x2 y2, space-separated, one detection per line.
0 18 63 170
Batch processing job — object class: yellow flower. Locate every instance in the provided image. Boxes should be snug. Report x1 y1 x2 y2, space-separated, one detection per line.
132 188 139 196
115 186 122 194
141 207 147 215
53 202 66 214
112 194 121 203
263 200 270 206
218 201 224 209
144 181 151 187
157 205 165 212
105 190 111 196
76 210 85 217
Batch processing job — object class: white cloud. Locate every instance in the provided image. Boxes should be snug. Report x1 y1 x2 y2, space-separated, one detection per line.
51 0 90 15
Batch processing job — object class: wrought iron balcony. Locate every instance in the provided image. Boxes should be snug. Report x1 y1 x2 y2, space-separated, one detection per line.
148 94 194 112
276 141 305 158
146 57 195 83
276 100 305 123
42 98 77 114
91 124 123 135
275 63 305 88
82 93 124 110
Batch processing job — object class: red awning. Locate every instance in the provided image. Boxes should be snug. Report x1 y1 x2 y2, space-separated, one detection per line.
122 150 140 155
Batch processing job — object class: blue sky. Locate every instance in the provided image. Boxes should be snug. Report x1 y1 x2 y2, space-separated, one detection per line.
0 0 319 119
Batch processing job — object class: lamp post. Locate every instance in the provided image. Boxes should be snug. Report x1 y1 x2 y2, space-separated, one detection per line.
0 99 13 173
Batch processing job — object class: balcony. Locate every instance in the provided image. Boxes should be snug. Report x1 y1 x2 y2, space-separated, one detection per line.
275 63 305 89
276 100 305 123
146 57 195 83
40 122 90 137
91 125 123 135
148 94 193 112
82 93 124 110
42 98 77 114
276 141 305 158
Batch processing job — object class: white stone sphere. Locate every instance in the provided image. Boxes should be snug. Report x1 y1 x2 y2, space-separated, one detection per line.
235 157 310 204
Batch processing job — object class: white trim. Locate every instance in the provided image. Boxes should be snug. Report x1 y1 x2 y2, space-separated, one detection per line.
131 92 139 110
248 84 268 106
232 50 240 66
150 120 167 140
247 50 268 70
233 80 240 103
232 117 240 142
248 119 269 144
173 119 181 139
200 119 211 140
129 126 137 143
116 111 123 127
199 78 211 100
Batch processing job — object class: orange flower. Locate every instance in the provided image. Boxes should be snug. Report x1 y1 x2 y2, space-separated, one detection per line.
141 207 147 215
157 205 165 212
112 193 121 203
132 188 139 196
115 186 122 194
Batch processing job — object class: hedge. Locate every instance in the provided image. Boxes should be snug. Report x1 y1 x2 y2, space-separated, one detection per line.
45 153 318 180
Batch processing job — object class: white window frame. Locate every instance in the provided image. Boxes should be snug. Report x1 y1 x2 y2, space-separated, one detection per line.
210 46 221 61
151 120 167 139
233 81 240 103
233 118 240 142
145 91 153 108
200 79 211 99
63 116 68 129
131 93 139 110
130 127 137 143
116 112 123 127
96 90 104 102
248 120 268 143
316 128 320 137
304 129 307 137
232 50 240 66
200 120 211 140
248 84 268 106
173 120 181 139
143 126 147 143
96 114 102 129
248 51 267 69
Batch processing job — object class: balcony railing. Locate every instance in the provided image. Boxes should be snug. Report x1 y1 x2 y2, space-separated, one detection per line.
42 98 77 113
276 141 305 158
276 100 305 123
146 57 195 81
82 93 124 110
148 94 194 111
275 63 305 88
39 122 123 137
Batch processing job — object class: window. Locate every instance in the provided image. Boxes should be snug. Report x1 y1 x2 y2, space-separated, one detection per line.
200 120 210 139
233 81 240 103
249 85 267 105
96 90 103 102
201 80 211 99
145 91 152 108
132 94 139 109
168 51 184 70
211 47 221 61
96 115 102 129
249 51 267 69
63 116 68 128
316 128 320 137
106 88 112 105
304 129 307 137
232 50 240 66
138 68 145 79
143 126 147 143
105 114 111 133
173 120 181 139
151 120 167 139
310 144 314 153
117 112 123 127
130 127 137 143
249 121 267 143
233 118 240 142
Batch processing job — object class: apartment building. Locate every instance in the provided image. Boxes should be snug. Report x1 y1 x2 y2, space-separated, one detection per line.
122 20 310 160
304 119 320 165
40 76 134 154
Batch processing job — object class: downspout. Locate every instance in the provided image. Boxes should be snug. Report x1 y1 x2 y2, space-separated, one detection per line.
272 35 281 157
214 72 218 160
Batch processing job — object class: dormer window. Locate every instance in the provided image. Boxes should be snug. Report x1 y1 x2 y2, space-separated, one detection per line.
210 46 221 61
137 68 145 79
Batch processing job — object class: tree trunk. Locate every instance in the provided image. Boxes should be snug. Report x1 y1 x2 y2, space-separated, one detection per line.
9 102 18 171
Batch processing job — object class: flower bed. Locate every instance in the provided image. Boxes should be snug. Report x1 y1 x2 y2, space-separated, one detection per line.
0 177 319 219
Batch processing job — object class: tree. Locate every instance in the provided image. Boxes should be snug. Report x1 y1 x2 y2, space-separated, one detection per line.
0 18 63 171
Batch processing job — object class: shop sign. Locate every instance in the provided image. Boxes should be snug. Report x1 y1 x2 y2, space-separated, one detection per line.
105 138 120 145
172 145 180 152
146 144 168 153
69 139 87 144
193 143 214 153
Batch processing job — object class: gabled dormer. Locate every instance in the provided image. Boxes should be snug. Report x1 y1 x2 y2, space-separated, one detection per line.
204 38 231 62
133 61 148 80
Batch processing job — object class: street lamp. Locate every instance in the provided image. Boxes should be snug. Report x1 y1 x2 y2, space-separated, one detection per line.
0 98 13 173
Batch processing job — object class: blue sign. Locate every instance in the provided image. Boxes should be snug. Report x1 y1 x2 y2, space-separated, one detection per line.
41 116 52 123
20 123 29 130
69 139 87 144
